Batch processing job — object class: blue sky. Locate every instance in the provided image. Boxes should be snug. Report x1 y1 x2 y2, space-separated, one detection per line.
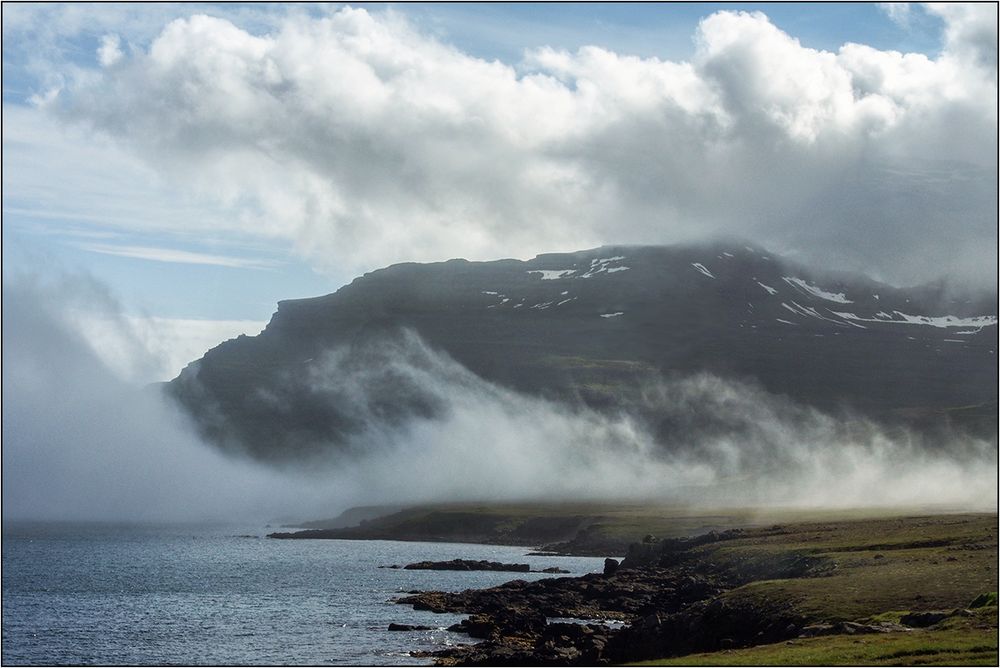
400 2 945 62
2 2 996 379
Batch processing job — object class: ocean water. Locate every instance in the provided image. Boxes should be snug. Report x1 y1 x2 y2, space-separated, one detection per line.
1 523 608 665
0 523 604 665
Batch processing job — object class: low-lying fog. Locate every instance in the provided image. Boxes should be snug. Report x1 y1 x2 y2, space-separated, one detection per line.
3 272 996 524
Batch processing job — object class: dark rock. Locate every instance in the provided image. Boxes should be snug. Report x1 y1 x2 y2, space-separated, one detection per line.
403 559 531 572
391 528 863 665
387 623 433 631
900 611 950 627
840 621 864 634
621 528 748 569
449 614 498 639
540 567 571 574
800 623 836 637
801 621 905 637
638 612 661 630
603 558 620 576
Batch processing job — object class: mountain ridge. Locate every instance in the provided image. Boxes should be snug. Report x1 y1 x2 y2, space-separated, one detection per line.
165 240 998 463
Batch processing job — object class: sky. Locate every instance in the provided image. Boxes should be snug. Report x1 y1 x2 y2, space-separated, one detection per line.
2 2 998 381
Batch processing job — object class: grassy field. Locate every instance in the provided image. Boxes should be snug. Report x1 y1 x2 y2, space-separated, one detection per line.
291 500 989 556
626 512 997 665
699 514 997 619
632 609 998 665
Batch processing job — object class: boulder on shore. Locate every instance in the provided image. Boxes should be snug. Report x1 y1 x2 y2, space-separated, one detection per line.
387 623 434 631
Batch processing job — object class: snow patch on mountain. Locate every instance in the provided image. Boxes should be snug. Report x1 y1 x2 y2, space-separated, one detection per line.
691 263 715 279
580 256 628 279
832 311 998 330
756 281 778 295
782 302 864 328
783 277 852 303
528 270 576 280
600 312 624 318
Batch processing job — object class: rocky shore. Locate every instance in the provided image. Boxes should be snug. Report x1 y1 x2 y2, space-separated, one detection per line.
393 518 998 665
396 529 808 664
383 559 570 573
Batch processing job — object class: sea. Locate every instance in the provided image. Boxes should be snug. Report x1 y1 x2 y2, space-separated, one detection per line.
1 522 609 665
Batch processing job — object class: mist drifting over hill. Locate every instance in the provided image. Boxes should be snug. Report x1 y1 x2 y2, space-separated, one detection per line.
4 246 996 522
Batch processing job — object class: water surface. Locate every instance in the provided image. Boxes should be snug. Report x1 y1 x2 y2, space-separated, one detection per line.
2 522 606 665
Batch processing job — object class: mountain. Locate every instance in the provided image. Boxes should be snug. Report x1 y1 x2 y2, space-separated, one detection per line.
165 241 998 462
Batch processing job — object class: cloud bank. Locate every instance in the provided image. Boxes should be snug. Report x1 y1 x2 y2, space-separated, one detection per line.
28 4 998 288
256 331 998 509
4 272 995 522
1 273 332 522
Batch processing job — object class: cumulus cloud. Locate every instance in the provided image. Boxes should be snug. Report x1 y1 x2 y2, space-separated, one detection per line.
926 2 999 72
25 6 1000 287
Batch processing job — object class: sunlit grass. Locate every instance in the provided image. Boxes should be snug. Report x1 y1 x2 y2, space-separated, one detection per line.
631 613 998 666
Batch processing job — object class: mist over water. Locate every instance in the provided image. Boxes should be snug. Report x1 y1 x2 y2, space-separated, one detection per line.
3 272 996 523
1 273 348 523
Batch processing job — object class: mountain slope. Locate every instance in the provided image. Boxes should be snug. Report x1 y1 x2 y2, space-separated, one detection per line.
165 241 997 462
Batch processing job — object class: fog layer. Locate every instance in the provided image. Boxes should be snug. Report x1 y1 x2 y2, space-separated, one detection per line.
3 274 996 522
2 273 347 522
270 331 997 509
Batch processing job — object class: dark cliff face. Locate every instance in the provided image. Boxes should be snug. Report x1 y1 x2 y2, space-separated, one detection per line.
165 241 998 463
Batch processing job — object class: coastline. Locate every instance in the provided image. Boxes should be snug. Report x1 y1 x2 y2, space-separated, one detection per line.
286 505 999 666
267 502 989 556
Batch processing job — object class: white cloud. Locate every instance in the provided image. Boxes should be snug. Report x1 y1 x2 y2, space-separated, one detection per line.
1 273 344 522
878 3 912 29
4 271 266 385
78 242 281 269
97 34 123 66
925 2 998 71
13 6 1000 287
125 316 267 381
2 105 241 236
